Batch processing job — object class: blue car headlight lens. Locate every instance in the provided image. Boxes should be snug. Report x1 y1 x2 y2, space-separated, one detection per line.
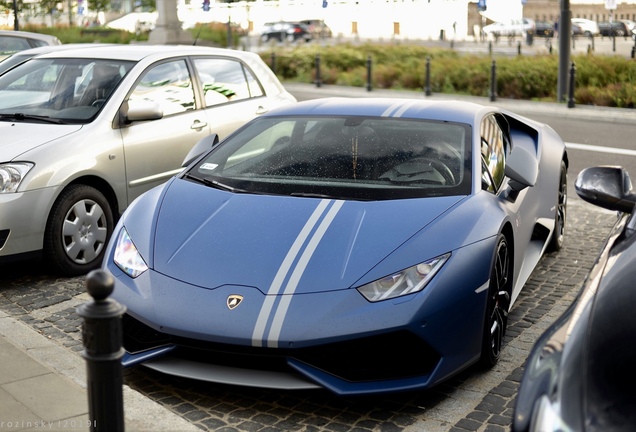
113 228 148 278
357 253 450 302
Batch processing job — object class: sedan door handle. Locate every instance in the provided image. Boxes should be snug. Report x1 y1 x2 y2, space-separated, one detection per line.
191 120 208 130
255 106 268 115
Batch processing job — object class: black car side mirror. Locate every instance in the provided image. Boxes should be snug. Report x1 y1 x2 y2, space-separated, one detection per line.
575 166 636 213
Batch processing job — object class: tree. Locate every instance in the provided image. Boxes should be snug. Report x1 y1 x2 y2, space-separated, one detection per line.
88 0 110 15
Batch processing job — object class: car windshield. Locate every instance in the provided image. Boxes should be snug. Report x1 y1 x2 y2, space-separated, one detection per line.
187 115 472 200
0 57 135 123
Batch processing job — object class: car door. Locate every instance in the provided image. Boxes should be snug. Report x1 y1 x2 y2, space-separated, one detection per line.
192 56 269 140
120 58 211 204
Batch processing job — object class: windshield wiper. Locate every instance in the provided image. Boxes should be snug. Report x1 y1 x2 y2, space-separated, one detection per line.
0 113 65 124
184 174 253 194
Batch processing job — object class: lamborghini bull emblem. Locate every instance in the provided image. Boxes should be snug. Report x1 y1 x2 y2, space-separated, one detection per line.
227 295 243 310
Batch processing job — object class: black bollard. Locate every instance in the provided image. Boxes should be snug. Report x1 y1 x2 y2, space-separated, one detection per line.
226 19 232 48
567 62 576 109
77 270 126 432
488 41 492 56
489 59 497 102
632 46 636 59
270 52 276 75
366 55 372 92
314 54 321 88
517 41 521 55
424 56 432 96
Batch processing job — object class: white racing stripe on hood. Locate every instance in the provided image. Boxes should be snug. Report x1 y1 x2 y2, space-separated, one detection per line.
381 100 418 118
251 199 332 347
266 200 345 348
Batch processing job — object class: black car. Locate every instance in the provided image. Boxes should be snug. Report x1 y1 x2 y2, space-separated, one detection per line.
598 20 630 36
300 19 333 39
260 21 312 43
534 21 554 37
512 166 636 432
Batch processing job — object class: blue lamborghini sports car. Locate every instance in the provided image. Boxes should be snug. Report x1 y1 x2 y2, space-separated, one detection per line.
103 98 568 396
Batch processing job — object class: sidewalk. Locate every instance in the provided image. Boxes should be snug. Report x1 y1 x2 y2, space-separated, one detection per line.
0 309 199 432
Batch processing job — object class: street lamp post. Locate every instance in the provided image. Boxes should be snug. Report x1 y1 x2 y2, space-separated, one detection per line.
557 0 572 103
12 0 19 30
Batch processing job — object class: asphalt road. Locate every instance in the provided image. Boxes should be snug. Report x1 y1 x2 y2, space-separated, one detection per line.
0 90 634 431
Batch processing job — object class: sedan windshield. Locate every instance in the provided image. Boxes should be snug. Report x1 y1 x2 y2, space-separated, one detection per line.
188 116 472 200
0 58 135 123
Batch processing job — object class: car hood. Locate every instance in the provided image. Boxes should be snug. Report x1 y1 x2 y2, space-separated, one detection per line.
0 122 82 160
143 178 466 294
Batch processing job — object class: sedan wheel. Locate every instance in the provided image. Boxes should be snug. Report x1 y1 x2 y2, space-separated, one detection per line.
479 234 511 368
44 184 114 276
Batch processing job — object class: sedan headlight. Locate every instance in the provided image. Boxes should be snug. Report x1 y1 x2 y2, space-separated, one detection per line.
357 253 450 302
0 162 34 193
113 228 148 278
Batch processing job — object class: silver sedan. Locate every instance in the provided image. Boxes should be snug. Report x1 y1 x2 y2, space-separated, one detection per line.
0 44 296 275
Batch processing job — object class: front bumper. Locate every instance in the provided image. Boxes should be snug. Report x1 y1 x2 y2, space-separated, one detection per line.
106 237 493 395
0 187 57 258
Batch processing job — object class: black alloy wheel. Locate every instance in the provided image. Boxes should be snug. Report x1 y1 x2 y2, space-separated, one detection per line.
479 234 511 368
547 160 567 252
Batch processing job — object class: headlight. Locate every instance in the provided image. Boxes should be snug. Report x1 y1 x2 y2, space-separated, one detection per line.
113 228 148 278
357 253 450 302
0 162 34 193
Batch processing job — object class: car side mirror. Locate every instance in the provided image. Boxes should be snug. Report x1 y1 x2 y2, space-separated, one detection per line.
575 166 636 213
123 100 163 123
505 145 538 191
182 134 219 167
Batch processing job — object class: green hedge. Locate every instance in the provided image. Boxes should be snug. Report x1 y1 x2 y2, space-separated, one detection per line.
260 43 636 108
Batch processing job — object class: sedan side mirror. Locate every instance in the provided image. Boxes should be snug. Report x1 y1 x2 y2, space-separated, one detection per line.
182 134 219 167
575 166 636 213
123 100 163 123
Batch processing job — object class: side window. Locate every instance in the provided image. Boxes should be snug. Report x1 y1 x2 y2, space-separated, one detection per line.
0 36 31 52
129 60 195 116
193 58 254 107
480 115 507 193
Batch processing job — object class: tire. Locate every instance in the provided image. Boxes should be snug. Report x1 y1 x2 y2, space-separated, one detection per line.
44 184 114 276
260 34 269 43
478 233 511 369
547 160 567 252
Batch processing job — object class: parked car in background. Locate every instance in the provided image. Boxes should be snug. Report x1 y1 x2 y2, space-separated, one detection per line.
260 21 312 43
598 20 631 37
299 19 333 38
0 30 61 60
623 19 636 36
0 44 296 276
483 18 535 37
534 21 555 37
571 17 600 37
0 44 114 75
106 97 568 395
571 23 584 36
513 166 636 432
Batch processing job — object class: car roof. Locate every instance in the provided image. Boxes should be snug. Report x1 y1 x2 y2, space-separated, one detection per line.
265 97 490 124
31 44 261 62
0 30 61 44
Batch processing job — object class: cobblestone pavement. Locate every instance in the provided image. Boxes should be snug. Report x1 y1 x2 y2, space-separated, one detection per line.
0 197 617 432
